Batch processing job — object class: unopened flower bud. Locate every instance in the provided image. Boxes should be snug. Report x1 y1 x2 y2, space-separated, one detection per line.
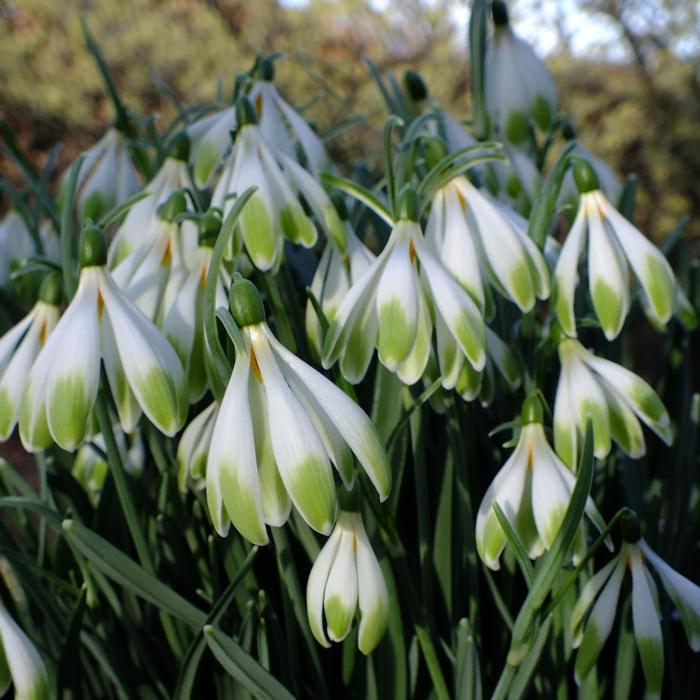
573 159 599 194
521 393 544 425
38 271 63 306
235 96 258 127
78 223 107 268
397 186 419 222
229 277 266 327
167 131 191 162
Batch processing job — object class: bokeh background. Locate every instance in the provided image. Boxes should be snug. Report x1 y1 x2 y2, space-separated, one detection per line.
1 0 699 242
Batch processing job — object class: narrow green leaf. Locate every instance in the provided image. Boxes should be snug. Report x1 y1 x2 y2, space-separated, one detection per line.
60 154 85 298
321 173 394 226
454 618 483 700
492 501 536 588
469 0 489 138
97 191 151 229
507 615 552 700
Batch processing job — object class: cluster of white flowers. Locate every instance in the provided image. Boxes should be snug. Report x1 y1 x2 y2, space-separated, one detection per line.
0 3 698 692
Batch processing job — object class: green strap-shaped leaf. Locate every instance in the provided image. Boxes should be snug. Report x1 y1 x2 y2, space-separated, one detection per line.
492 502 536 589
321 173 394 226
62 519 206 629
454 618 483 700
469 0 489 139
204 625 296 700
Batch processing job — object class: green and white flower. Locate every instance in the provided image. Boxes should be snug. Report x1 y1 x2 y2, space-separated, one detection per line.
485 1 558 144
307 510 389 654
0 603 50 700
61 127 140 221
554 334 672 468
426 175 549 313
189 58 331 189
206 279 391 544
211 97 317 271
108 133 196 267
553 159 685 340
19 225 187 452
486 146 541 206
572 517 700 698
0 210 37 286
476 395 604 571
0 273 61 441
177 401 218 492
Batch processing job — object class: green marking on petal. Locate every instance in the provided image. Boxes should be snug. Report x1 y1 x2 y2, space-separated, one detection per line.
19 385 51 451
539 503 567 549
591 279 624 339
532 94 552 131
358 603 389 655
575 622 602 684
509 261 535 311
49 374 90 451
194 141 220 187
636 636 664 696
454 312 485 370
479 511 505 569
631 385 666 424
608 406 644 457
239 191 276 270
505 110 529 145
554 420 576 469
322 204 346 252
554 284 576 337
288 456 336 534
324 594 354 642
280 205 316 247
378 299 414 370
136 367 183 436
0 389 15 438
644 255 673 324
218 460 268 545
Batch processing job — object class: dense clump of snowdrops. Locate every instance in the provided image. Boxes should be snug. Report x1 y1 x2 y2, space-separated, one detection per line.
0 2 698 698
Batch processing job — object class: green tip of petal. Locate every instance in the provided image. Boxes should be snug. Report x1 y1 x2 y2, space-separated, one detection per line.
591 279 624 340
505 111 529 145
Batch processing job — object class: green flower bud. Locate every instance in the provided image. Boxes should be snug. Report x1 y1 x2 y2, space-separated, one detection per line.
521 393 544 425
167 131 190 162
620 510 642 543
199 209 222 248
423 137 448 171
236 96 258 127
560 118 577 141
82 190 107 222
492 1 509 27
156 190 188 223
229 278 266 327
258 56 275 81
397 185 419 222
573 159 599 194
38 271 63 306
78 223 108 268
403 70 428 103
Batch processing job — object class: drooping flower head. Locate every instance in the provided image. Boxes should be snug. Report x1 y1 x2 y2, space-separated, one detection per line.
476 394 604 570
572 512 700 698
177 401 218 493
19 224 187 452
323 187 486 388
60 127 140 221
0 210 38 287
211 97 317 271
307 510 389 654
485 1 558 145
553 331 672 468
206 278 391 545
0 272 61 441
554 159 690 340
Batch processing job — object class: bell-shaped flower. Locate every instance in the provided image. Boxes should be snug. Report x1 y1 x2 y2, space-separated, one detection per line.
0 210 36 286
0 273 61 440
61 127 140 220
322 189 486 387
0 603 50 700
187 105 236 189
157 211 230 402
554 159 684 340
19 224 187 452
572 515 700 698
211 97 316 271
177 401 218 493
476 395 604 570
485 1 558 144
73 426 144 499
206 279 391 545
108 133 196 267
554 333 672 468
306 510 389 654
426 173 549 314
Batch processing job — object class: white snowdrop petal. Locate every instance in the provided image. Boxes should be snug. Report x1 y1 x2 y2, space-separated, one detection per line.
323 524 358 642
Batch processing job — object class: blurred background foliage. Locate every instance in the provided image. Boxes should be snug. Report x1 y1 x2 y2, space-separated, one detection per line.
1 0 699 242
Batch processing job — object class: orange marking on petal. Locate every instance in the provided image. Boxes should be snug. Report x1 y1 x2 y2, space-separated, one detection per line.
161 240 172 267
250 348 263 383
456 188 466 210
409 239 416 262
38 321 47 346
255 94 263 118
97 289 105 318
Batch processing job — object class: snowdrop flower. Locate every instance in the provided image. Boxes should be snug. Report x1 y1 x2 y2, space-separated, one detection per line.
307 510 389 654
0 210 36 285
109 133 197 267
61 127 140 221
426 172 549 313
206 278 390 544
486 146 541 206
0 273 61 441
177 401 218 492
189 58 331 189
158 210 230 402
323 188 486 387
0 603 50 700
572 513 700 697
485 1 558 144
554 333 672 468
476 395 603 570
19 224 187 452
73 426 144 498
211 97 316 271
554 159 685 340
